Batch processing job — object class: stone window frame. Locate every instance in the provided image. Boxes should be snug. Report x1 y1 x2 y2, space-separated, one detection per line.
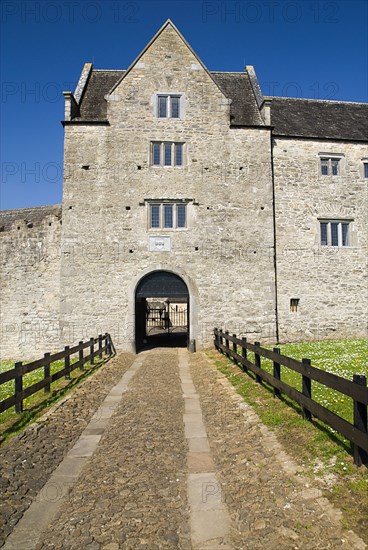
318 153 344 177
147 200 188 231
153 92 185 120
150 141 185 167
318 219 353 247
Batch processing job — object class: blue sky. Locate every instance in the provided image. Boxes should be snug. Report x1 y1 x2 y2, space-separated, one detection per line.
1 0 367 210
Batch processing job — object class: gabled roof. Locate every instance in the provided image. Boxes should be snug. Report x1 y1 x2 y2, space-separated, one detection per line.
0 205 62 232
107 19 226 99
75 68 264 126
270 97 368 141
66 20 367 141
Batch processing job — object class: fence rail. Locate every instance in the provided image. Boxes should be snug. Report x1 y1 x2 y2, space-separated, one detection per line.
0 333 113 416
214 328 368 467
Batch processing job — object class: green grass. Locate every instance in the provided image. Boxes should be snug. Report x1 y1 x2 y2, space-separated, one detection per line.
0 358 79 409
207 338 368 543
0 359 76 399
0 354 110 442
235 338 368 424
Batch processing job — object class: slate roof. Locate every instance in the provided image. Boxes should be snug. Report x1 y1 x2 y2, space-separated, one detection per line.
0 205 62 232
211 72 264 126
270 97 368 141
78 70 125 120
74 68 263 126
71 68 367 141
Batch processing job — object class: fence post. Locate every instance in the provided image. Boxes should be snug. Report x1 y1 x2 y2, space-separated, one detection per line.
273 348 281 398
65 346 70 380
219 330 224 353
255 342 262 383
241 337 248 372
225 331 230 358
302 358 312 421
44 353 51 393
79 341 84 370
353 374 368 467
107 334 112 356
232 334 238 364
15 361 23 413
90 337 95 364
105 333 109 355
98 334 103 359
214 328 218 350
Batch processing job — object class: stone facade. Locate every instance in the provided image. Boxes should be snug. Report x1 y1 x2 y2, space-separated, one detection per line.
274 138 367 342
0 206 62 358
0 20 367 359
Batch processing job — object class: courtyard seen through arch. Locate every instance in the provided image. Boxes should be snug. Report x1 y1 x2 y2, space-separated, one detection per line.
135 270 189 351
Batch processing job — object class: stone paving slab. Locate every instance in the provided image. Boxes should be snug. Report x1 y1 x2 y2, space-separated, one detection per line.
179 350 232 549
2 355 145 550
29 349 191 550
187 452 215 473
1 348 366 550
189 352 367 550
0 353 135 547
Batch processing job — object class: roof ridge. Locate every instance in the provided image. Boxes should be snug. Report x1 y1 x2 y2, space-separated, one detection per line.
269 96 367 106
211 71 245 75
93 69 126 72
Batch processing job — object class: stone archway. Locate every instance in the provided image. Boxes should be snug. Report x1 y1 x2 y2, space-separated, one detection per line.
135 270 190 351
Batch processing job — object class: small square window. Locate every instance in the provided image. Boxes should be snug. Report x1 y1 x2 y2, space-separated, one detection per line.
157 94 181 119
148 202 188 230
320 156 341 176
290 298 299 313
151 142 185 167
319 220 351 247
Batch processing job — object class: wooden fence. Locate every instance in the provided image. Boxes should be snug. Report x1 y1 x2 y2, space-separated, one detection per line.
0 333 113 416
214 328 368 467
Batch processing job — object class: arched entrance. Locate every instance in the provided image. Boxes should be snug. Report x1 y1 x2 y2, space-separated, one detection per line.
135 271 189 351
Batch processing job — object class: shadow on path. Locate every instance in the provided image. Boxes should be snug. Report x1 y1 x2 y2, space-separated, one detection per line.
137 331 188 351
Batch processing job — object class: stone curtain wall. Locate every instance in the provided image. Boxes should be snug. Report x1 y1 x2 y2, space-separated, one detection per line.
273 138 368 342
0 213 62 359
59 24 276 352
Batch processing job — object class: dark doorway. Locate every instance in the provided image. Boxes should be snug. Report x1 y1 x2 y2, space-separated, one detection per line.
135 271 189 351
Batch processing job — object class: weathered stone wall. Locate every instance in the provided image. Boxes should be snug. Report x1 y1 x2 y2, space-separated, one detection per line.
273 137 368 341
0 212 62 359
60 25 276 352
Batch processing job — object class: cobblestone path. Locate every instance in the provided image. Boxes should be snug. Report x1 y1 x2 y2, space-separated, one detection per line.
0 353 135 547
1 349 366 550
189 353 366 550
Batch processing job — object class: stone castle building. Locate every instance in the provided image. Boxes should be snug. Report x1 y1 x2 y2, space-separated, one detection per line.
1 20 367 358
